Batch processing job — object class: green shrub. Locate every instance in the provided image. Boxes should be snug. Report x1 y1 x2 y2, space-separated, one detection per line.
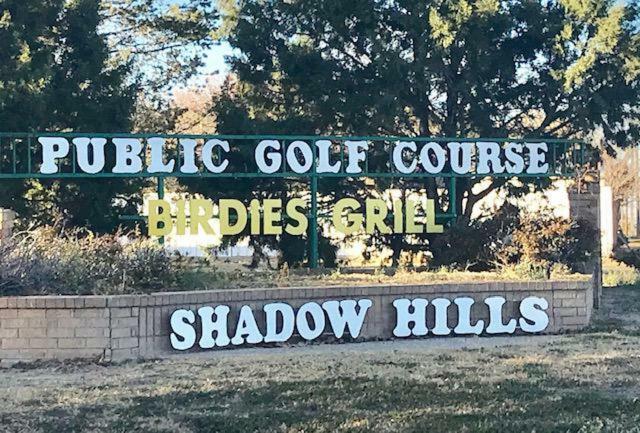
602 258 640 287
0 226 174 295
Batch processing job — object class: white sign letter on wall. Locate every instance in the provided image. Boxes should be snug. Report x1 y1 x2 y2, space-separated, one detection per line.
231 305 264 345
485 296 517 334
170 309 196 351
322 299 373 339
392 298 428 337
198 305 231 348
296 302 326 340
519 296 550 333
263 303 295 343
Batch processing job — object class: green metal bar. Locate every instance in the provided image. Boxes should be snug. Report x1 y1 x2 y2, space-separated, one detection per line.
309 140 319 269
0 131 587 145
449 177 457 216
12 139 16 173
157 176 165 245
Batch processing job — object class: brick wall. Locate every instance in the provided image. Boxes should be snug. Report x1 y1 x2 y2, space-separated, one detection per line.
0 279 593 365
568 182 602 308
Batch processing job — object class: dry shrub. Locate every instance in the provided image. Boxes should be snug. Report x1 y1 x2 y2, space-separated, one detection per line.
0 226 173 295
431 203 597 278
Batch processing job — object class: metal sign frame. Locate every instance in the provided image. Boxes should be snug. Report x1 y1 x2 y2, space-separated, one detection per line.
0 132 589 268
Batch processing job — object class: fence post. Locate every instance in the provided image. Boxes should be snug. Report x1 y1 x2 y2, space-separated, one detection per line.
0 209 15 247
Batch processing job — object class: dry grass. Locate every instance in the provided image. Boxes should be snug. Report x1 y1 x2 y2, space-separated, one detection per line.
1 287 639 432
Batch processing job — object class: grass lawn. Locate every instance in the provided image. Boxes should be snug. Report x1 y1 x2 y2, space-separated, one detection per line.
1 286 640 433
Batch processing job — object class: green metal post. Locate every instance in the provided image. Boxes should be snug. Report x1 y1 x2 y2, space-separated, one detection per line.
157 177 165 245
309 140 319 268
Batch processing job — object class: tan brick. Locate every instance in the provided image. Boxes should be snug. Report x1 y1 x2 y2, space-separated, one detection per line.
46 309 73 319
111 327 132 338
84 297 107 308
0 309 17 318
1 318 29 328
17 349 47 359
112 317 138 328
111 308 134 318
562 298 587 308
1 339 30 350
85 337 109 349
18 328 46 338
29 338 57 349
47 328 75 338
17 309 45 319
73 309 108 319
75 327 109 338
0 329 18 338
58 338 85 349
113 337 138 349
553 291 577 299
554 307 577 317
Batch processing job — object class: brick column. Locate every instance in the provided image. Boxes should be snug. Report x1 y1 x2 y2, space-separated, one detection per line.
0 209 15 247
568 182 602 308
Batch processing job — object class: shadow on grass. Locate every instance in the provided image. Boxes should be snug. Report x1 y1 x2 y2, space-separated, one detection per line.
5 369 640 433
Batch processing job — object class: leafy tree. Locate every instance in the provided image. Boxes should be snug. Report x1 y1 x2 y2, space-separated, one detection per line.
0 0 144 231
204 0 639 265
0 0 219 232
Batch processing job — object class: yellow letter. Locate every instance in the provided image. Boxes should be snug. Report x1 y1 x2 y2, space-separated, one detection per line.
263 199 282 235
285 199 308 235
190 199 215 235
332 198 363 235
175 199 186 236
148 199 172 237
405 199 424 233
365 199 391 234
219 199 247 235
393 199 404 233
249 199 261 234
425 199 444 233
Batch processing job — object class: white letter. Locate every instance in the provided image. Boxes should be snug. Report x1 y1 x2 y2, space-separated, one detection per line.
316 140 340 173
392 298 428 337
286 140 313 173
202 139 230 174
453 297 484 335
255 140 282 174
39 137 70 174
170 309 196 351
447 142 472 174
263 303 295 343
485 296 516 334
419 142 447 174
392 141 417 174
198 305 231 348
179 139 198 174
345 140 368 174
147 137 175 173
519 296 549 333
231 305 264 345
112 138 143 173
73 137 105 174
526 142 549 174
322 299 372 339
504 142 525 174
476 141 505 174
296 302 326 340
431 298 451 336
